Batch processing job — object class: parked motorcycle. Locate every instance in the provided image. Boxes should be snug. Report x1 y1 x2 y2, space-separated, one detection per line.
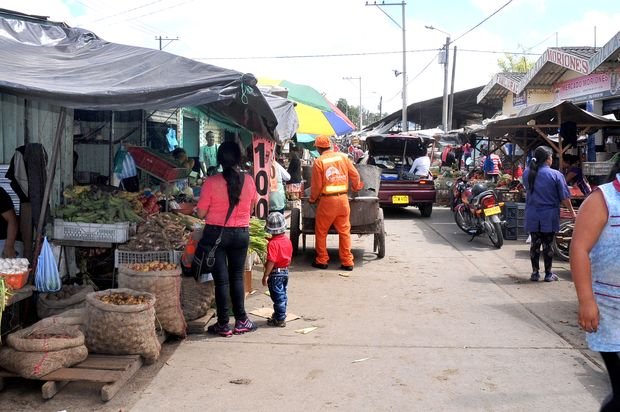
452 181 504 248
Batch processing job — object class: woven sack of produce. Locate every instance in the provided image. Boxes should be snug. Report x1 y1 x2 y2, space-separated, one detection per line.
180 277 215 321
37 284 95 319
85 289 161 363
117 265 187 337
0 323 88 379
38 308 87 329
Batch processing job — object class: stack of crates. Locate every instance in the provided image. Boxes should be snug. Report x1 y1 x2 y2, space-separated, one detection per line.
503 202 527 240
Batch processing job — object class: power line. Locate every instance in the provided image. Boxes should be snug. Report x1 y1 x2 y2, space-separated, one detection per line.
88 0 166 23
451 0 514 44
121 0 199 21
74 0 164 36
385 52 440 104
192 48 539 61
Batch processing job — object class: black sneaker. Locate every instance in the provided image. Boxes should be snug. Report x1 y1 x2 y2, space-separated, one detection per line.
312 262 328 269
267 317 286 327
207 322 232 337
233 318 257 334
340 265 354 271
530 272 540 282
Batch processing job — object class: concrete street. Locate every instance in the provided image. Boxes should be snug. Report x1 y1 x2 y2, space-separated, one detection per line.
131 207 608 412
0 207 609 411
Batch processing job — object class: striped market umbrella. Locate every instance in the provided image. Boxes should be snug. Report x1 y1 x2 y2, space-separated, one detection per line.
259 78 356 138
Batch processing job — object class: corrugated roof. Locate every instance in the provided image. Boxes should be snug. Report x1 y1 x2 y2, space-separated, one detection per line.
477 73 525 104
517 47 599 93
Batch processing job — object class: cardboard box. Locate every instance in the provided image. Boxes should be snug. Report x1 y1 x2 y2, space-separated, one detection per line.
244 270 253 297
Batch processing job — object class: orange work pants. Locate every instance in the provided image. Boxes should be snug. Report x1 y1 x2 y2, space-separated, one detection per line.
314 195 353 266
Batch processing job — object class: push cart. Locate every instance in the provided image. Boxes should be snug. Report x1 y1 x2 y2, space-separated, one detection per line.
289 196 386 258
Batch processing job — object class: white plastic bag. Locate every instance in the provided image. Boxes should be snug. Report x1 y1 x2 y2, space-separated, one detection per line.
35 237 61 292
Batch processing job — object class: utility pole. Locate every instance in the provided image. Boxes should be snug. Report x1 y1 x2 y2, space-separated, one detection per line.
155 36 179 50
343 76 363 129
448 46 457 130
442 36 450 132
366 1 407 132
425 25 451 132
378 96 383 120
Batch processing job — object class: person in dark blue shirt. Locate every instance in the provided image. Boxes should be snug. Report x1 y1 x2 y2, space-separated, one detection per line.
523 146 576 282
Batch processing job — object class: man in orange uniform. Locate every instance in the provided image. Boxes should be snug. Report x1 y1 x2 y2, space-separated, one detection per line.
310 135 363 271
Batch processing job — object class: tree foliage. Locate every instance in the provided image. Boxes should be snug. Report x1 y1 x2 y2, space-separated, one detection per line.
336 98 384 129
497 53 534 73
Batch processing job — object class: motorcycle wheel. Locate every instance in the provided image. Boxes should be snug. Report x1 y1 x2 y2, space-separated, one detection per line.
454 206 471 234
553 221 573 261
487 220 504 249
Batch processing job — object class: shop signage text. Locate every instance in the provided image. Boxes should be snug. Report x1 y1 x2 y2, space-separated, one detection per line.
253 136 275 220
547 49 589 74
554 69 620 102
513 91 527 107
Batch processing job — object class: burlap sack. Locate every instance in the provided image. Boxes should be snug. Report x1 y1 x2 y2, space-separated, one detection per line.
37 285 94 319
117 266 187 337
0 346 88 379
85 289 161 363
180 277 215 321
38 308 87 330
8 323 84 352
0 324 88 379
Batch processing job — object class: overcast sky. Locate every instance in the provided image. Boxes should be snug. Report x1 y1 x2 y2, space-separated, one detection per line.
4 0 620 121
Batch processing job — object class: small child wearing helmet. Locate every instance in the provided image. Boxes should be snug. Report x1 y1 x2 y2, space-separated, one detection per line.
262 212 293 327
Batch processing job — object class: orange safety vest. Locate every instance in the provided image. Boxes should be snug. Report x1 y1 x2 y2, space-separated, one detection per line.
318 152 351 195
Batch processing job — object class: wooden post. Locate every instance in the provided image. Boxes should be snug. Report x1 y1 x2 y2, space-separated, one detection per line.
31 107 67 280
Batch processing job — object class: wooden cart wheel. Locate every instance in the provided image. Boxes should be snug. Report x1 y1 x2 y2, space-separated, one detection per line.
374 208 386 259
290 208 301 256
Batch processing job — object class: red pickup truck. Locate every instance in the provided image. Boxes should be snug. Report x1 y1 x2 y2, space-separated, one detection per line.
364 133 436 217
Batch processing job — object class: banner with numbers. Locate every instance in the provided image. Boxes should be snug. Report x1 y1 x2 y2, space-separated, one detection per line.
252 136 275 220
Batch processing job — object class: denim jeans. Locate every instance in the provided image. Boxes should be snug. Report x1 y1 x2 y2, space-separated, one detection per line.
201 225 249 325
268 272 288 321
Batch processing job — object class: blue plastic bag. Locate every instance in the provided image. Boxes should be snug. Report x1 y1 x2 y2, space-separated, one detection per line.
35 237 61 292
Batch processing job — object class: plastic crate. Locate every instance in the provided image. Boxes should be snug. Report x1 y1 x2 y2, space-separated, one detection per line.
127 146 190 182
503 226 528 241
53 219 130 243
504 202 526 220
114 250 175 268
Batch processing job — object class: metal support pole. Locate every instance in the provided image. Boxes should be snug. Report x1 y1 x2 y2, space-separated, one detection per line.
442 36 450 132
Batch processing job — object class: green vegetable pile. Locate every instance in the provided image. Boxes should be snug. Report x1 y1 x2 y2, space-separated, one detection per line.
0 278 11 344
248 217 270 263
54 186 144 224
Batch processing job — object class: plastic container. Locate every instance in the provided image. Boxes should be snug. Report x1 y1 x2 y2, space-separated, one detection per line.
114 250 175 269
1 271 29 289
53 219 130 243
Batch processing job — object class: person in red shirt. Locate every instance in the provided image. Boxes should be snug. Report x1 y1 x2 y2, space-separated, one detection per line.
262 212 293 327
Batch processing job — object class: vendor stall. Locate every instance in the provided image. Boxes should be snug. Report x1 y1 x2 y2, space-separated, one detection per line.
0 11 285 396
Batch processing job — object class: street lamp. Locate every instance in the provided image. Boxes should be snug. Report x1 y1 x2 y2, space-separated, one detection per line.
425 25 451 132
343 76 363 129
366 1 407 132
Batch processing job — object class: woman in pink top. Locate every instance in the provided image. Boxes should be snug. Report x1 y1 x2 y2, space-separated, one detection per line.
196 141 258 337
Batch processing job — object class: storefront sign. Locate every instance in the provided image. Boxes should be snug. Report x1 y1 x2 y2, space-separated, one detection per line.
498 75 520 94
554 69 620 102
253 136 275 220
547 49 590 74
512 91 527 108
